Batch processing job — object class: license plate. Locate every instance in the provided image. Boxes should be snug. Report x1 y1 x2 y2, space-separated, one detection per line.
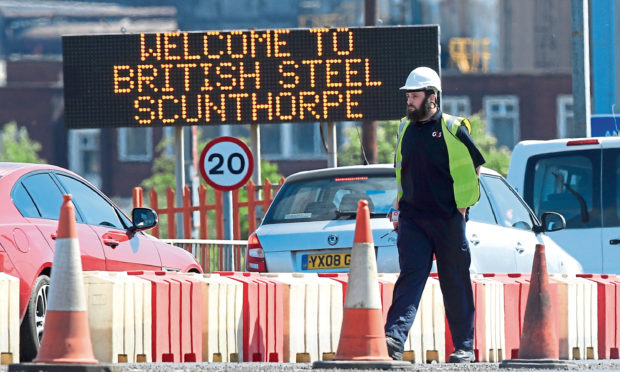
302 252 351 270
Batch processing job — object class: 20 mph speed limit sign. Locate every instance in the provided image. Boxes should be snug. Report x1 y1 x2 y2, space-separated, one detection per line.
199 136 254 191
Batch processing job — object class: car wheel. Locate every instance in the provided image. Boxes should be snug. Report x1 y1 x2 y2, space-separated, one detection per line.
19 274 49 361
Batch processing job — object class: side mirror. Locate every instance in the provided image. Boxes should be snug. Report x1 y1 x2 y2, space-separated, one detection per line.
131 207 158 232
540 212 566 232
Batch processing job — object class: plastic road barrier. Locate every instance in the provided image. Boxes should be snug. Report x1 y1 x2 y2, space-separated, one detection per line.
551 273 598 360
416 277 446 363
472 276 506 362
127 271 202 362
217 272 267 362
254 275 285 362
577 274 619 360
0 272 19 364
182 273 243 362
260 273 318 362
482 273 530 360
83 271 152 363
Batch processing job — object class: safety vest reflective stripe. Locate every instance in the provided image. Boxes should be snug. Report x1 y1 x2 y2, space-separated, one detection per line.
444 113 457 132
394 118 409 167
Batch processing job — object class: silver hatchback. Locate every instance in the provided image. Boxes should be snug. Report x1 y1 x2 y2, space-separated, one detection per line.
245 164 582 274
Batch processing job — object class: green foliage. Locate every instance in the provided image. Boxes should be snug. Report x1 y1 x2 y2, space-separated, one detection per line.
466 113 512 176
141 136 176 192
259 159 283 183
337 113 511 176
337 121 399 166
0 122 45 163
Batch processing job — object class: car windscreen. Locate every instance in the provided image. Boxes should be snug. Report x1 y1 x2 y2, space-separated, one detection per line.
263 174 397 224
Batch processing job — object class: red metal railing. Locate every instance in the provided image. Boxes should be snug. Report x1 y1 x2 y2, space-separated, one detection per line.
132 178 284 272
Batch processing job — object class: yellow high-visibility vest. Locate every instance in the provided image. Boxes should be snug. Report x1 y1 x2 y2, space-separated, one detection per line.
394 113 479 209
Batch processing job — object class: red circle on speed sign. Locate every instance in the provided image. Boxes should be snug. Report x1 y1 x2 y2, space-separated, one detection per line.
199 136 254 191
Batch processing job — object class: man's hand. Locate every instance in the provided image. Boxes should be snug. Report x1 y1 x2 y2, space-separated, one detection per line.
393 221 398 231
458 208 467 218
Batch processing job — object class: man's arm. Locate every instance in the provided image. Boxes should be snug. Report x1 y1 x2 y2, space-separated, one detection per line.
456 124 486 169
457 166 482 216
456 123 485 217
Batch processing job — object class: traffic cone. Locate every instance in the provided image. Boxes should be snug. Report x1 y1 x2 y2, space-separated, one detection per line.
500 244 574 369
313 200 411 370
33 195 98 364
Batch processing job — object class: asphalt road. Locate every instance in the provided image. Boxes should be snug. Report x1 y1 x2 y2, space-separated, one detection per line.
4 360 620 372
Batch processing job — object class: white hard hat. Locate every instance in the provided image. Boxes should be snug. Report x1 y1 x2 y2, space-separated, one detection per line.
400 66 441 92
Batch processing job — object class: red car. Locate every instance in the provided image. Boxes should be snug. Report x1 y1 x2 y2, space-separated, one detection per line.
0 162 202 360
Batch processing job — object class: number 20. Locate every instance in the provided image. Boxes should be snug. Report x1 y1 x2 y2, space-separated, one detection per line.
208 153 245 175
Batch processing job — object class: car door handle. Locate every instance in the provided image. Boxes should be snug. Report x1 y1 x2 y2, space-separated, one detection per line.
103 238 120 248
515 242 525 254
469 234 480 246
611 239 620 245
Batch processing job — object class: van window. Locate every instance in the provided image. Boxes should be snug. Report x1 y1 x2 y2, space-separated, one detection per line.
602 149 620 227
524 150 601 229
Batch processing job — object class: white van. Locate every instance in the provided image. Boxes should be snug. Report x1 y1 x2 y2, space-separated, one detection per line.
507 137 620 274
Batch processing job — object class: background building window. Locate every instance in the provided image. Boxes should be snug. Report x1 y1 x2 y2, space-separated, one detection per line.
118 127 153 162
69 129 101 188
292 123 320 155
260 124 283 156
442 96 471 117
198 122 351 161
483 95 520 149
556 95 573 138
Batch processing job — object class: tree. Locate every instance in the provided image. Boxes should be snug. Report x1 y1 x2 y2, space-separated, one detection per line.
338 121 399 166
337 112 511 176
0 122 45 163
466 113 512 176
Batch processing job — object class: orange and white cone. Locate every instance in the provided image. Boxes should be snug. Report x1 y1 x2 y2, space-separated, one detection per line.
499 244 575 369
34 194 98 364
313 200 411 369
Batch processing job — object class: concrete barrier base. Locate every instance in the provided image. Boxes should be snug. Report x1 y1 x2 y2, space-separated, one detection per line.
500 359 578 369
313 360 413 369
8 363 123 372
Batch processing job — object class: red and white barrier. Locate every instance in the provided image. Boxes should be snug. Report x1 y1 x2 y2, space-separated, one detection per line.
71 270 620 364
0 272 19 364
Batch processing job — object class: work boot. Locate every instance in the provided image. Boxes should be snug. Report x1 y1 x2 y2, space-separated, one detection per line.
449 349 475 363
385 336 403 360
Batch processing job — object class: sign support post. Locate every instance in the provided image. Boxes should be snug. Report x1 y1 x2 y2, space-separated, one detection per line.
222 191 233 270
174 126 185 238
251 124 262 198
199 136 254 271
327 122 337 168
570 0 591 137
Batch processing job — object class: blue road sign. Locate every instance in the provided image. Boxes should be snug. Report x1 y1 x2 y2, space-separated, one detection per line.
591 115 620 137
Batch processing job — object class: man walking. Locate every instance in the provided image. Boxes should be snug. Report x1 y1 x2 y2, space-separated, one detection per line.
384 66 485 363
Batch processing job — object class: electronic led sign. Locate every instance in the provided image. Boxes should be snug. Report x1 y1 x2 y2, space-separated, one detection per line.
62 26 439 128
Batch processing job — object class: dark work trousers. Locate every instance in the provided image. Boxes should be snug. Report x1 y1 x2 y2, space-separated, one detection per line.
384 210 475 351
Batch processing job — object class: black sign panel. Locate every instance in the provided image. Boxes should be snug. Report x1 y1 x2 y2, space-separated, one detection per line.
62 26 439 128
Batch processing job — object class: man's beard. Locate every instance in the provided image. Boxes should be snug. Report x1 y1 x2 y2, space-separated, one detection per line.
407 96 434 121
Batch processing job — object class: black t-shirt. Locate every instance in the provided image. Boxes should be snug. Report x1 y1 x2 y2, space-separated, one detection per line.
399 110 486 219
